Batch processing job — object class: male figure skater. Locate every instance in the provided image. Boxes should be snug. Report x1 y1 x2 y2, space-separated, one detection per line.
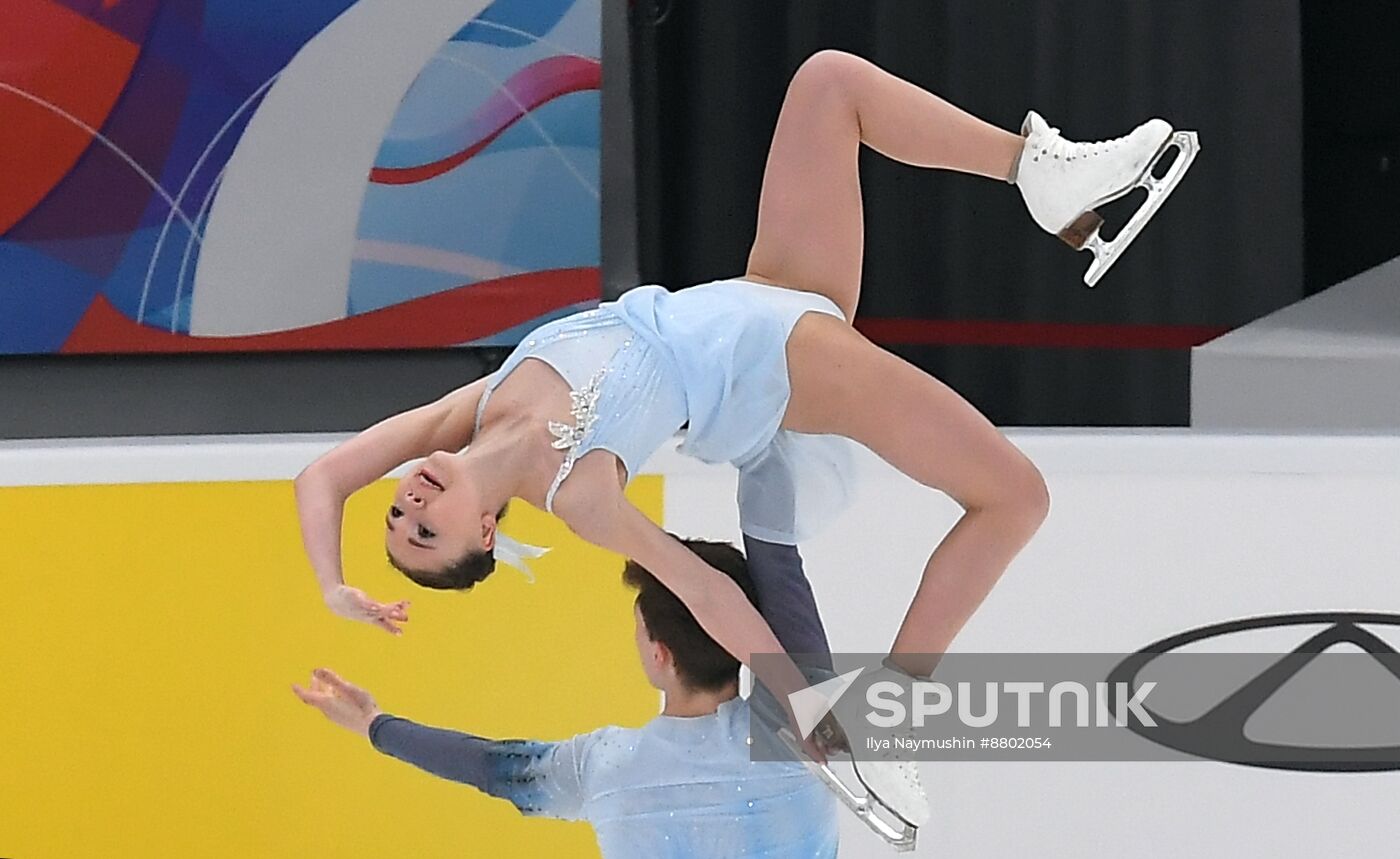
294 539 838 858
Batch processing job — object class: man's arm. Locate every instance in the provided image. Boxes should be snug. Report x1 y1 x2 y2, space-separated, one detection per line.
292 668 589 819
742 536 833 673
368 716 589 819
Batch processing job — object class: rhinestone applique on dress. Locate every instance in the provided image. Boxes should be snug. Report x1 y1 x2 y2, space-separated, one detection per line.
544 368 606 510
548 369 605 451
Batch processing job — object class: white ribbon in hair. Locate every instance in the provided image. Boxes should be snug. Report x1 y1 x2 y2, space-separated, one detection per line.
493 532 550 582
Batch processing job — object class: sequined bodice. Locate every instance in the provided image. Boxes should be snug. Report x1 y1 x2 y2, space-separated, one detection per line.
473 307 688 513
476 280 855 545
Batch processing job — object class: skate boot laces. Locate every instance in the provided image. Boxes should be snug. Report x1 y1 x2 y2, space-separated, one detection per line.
1031 126 1131 164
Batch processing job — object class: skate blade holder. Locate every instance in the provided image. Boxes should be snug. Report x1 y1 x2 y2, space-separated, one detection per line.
778 729 918 853
1063 130 1201 287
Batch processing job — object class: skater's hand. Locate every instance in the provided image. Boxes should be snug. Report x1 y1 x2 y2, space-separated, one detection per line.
784 705 828 764
782 706 851 763
813 711 851 756
292 668 382 737
323 584 409 635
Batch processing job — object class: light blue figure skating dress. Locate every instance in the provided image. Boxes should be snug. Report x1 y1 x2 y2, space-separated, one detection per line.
474 278 857 543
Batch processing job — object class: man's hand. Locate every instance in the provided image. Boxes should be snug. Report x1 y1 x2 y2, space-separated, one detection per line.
788 703 829 764
323 585 410 635
292 668 383 737
813 711 850 756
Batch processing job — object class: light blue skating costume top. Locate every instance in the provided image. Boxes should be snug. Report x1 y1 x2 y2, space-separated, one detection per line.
475 278 857 544
370 697 839 859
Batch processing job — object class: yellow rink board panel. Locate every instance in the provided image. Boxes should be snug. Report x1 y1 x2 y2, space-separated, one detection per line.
0 477 664 858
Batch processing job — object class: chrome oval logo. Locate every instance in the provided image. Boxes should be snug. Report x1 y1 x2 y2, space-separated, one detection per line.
1107 612 1400 772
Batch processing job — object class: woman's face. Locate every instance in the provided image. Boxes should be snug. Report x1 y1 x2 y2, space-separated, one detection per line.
385 451 492 569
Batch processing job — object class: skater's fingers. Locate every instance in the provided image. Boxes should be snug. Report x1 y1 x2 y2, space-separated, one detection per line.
317 669 370 698
314 668 350 689
816 714 851 754
374 616 403 636
292 684 328 707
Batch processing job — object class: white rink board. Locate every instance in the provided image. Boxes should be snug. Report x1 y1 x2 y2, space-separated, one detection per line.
5 430 1399 857
662 430 1400 859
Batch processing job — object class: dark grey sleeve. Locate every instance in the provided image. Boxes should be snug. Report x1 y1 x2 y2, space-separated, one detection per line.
368 715 589 819
742 534 833 672
368 714 496 788
743 536 839 756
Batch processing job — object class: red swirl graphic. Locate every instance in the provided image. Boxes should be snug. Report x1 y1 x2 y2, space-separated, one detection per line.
61 268 600 353
369 54 601 186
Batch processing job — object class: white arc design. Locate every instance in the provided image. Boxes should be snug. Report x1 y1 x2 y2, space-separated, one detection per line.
139 73 279 324
189 0 495 336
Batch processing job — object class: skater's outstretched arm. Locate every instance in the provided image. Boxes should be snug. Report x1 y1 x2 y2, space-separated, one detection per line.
292 668 588 818
294 380 486 633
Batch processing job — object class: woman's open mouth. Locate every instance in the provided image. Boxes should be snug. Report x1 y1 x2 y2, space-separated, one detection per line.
418 469 445 491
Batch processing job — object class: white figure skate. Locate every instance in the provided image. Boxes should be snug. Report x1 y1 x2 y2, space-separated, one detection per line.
778 665 931 852
1015 110 1200 287
778 726 927 852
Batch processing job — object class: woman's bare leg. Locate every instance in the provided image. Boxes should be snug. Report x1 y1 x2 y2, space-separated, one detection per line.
783 317 1049 677
745 50 1025 320
750 52 1047 675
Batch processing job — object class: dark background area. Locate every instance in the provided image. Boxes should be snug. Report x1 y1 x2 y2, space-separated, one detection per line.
1302 0 1400 295
2 0 1396 438
631 0 1306 427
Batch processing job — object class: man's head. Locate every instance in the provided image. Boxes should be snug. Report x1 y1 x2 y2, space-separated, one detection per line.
385 451 507 590
623 539 760 695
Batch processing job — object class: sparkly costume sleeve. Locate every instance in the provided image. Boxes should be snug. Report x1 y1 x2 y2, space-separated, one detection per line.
369 715 589 820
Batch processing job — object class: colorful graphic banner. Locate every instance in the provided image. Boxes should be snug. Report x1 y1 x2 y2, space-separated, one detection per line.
0 0 600 354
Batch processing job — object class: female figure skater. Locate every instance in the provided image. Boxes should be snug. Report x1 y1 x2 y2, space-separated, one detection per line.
296 49 1193 828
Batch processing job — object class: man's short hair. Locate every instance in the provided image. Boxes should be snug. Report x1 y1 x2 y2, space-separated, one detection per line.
623 538 760 692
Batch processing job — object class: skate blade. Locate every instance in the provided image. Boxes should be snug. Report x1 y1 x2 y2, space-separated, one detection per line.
850 755 930 829
778 729 919 853
1076 130 1201 287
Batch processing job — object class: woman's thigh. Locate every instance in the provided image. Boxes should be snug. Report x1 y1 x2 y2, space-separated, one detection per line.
782 313 1039 509
745 51 868 321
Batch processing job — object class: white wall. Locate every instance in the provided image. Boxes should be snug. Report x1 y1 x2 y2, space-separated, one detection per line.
662 430 1400 858
5 430 1399 857
1192 256 1400 431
